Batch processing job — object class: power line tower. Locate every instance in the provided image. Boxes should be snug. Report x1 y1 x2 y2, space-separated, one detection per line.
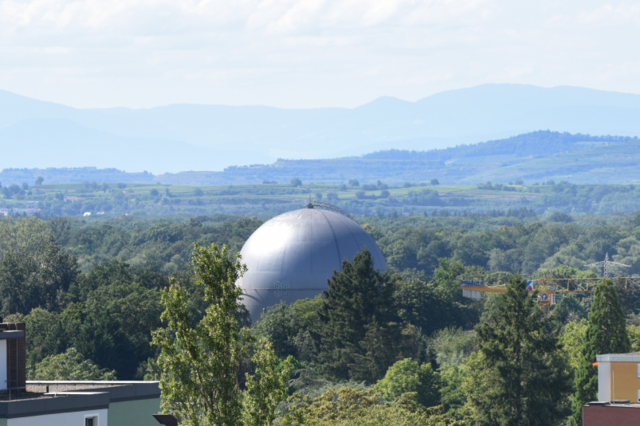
584 253 630 277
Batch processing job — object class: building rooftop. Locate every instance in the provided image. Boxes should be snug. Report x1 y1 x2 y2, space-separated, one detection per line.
26 380 160 400
0 381 161 419
596 353 640 362
588 401 640 407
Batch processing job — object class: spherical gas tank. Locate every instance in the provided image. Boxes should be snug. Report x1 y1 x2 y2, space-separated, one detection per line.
238 206 387 320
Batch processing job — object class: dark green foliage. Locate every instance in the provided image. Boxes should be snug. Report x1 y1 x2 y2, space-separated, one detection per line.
548 211 573 223
380 228 455 275
253 296 322 362
349 319 402 382
552 293 589 324
68 259 168 299
60 216 262 271
370 215 640 279
11 205 640 417
468 274 572 426
48 216 72 245
36 308 82 366
0 242 78 315
374 358 441 408
75 311 135 378
21 256 169 379
396 259 480 335
311 248 402 383
570 278 630 426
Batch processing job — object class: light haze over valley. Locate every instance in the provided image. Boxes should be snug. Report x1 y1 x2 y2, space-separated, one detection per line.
1 2 640 426
2 84 640 174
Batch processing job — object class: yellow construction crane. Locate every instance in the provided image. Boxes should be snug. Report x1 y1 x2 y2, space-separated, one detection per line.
461 254 638 313
461 277 640 314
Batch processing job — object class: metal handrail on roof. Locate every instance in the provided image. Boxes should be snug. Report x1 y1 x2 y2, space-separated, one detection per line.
306 200 353 220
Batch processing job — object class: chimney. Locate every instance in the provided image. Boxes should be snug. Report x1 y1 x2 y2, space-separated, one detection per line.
0 322 26 392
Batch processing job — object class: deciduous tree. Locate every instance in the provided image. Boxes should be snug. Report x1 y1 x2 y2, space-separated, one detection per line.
30 347 116 380
242 338 292 426
277 387 461 426
374 358 440 408
152 243 249 425
152 243 290 426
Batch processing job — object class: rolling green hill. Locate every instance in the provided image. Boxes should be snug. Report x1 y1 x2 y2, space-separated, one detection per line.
2 131 639 188
156 131 640 186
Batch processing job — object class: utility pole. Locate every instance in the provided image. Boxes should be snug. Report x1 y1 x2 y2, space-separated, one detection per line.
585 253 630 277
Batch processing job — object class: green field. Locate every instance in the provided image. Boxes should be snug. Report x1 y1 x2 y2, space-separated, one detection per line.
2 179 639 218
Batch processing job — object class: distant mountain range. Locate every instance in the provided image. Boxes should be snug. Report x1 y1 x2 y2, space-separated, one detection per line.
3 131 640 186
2 84 640 173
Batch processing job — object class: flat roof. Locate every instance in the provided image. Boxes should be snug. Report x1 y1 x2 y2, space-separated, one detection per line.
596 353 640 362
587 401 640 408
0 330 24 340
0 381 162 419
27 381 160 402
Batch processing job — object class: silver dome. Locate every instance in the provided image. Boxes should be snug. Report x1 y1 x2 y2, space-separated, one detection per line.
238 206 387 320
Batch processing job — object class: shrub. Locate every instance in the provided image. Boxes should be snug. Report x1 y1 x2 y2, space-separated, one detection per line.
374 358 440 408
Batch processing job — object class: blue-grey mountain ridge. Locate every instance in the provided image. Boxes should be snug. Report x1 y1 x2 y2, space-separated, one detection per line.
1 84 640 177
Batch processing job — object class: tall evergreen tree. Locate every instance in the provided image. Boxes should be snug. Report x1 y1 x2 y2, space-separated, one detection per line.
311 248 400 383
466 274 571 426
569 278 630 426
350 319 400 382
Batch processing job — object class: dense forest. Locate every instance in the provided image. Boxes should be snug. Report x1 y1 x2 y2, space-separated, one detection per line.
6 209 640 424
363 131 636 160
20 209 640 278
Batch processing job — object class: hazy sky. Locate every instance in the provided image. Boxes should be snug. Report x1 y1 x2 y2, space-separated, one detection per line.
0 0 638 109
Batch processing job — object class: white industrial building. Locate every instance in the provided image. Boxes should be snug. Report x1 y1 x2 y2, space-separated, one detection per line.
0 321 161 426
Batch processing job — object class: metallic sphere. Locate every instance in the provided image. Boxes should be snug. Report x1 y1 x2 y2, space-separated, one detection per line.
238 206 387 320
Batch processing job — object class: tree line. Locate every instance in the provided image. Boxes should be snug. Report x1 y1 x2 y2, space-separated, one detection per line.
152 243 634 425
2 212 640 424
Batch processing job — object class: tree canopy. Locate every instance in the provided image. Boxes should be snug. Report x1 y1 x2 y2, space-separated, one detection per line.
570 278 630 426
311 248 403 383
466 274 572 425
151 243 291 426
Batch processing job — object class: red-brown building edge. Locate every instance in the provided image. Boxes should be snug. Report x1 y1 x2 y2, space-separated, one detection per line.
584 401 640 426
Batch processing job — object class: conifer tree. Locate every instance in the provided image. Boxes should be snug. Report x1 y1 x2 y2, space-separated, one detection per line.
569 278 630 426
466 274 571 425
350 319 400 382
311 248 400 383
